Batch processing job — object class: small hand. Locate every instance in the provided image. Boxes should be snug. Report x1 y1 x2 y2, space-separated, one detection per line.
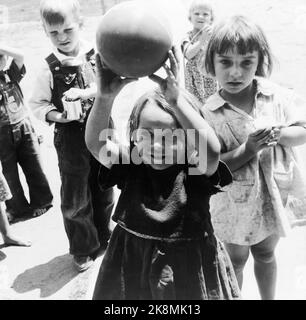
246 127 275 153
199 25 212 44
149 47 180 104
63 88 83 101
95 53 138 99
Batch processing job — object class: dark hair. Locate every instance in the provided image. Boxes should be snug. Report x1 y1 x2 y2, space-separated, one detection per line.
127 87 201 142
40 0 81 25
205 15 273 77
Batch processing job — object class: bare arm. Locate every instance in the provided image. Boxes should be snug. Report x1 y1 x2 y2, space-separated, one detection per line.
150 48 220 176
85 54 137 167
221 127 276 172
183 26 211 60
0 44 24 70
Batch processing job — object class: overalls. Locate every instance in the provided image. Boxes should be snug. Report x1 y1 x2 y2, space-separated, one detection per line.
46 50 114 256
0 64 53 216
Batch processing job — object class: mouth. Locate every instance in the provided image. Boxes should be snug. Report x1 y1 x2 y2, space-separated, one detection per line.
227 82 243 87
60 41 70 47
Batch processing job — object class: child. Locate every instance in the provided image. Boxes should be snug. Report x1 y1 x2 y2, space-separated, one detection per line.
0 161 31 247
0 44 53 220
201 15 306 300
29 0 114 272
181 0 217 104
85 49 240 300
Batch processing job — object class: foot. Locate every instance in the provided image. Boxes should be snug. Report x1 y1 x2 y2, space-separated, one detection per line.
73 255 94 272
3 234 32 247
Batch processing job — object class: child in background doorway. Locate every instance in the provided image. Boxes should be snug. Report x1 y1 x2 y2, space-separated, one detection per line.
181 0 217 104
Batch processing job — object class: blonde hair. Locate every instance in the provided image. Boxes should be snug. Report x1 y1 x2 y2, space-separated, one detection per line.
188 0 215 23
40 0 82 25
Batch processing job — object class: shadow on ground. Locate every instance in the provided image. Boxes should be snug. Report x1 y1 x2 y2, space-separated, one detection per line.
11 254 78 298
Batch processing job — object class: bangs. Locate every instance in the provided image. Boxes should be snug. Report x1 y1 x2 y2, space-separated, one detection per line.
205 15 273 77
212 20 265 55
42 10 66 25
40 0 80 25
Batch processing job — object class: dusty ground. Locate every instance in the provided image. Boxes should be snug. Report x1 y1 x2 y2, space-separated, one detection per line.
0 0 306 300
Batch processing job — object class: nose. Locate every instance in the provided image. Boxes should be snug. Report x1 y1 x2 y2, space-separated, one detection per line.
229 62 242 78
57 32 67 42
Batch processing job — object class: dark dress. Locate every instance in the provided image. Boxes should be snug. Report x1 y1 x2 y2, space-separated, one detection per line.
93 161 240 300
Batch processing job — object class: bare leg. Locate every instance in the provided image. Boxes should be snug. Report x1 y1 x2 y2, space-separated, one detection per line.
251 234 279 300
225 243 250 289
0 202 31 247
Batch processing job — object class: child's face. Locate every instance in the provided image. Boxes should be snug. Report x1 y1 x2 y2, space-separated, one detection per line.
0 55 7 71
189 5 212 30
43 12 81 56
135 101 185 170
213 47 259 95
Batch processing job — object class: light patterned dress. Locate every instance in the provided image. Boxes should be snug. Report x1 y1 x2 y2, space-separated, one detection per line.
0 161 12 202
181 30 217 104
201 77 306 245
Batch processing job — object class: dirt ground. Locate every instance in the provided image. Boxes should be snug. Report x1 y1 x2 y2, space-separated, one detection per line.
0 0 306 300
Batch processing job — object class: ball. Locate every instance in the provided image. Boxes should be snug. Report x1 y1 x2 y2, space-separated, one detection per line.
96 1 173 78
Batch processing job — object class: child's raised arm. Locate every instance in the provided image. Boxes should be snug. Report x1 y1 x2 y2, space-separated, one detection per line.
182 25 212 60
0 44 24 70
150 48 220 176
85 54 137 167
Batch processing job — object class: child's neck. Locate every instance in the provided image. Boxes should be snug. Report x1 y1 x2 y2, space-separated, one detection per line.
221 82 256 114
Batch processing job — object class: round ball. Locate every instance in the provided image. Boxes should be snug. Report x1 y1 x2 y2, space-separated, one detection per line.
96 1 173 78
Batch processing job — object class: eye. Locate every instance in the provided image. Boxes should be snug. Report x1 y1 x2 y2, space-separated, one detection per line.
219 59 231 66
242 60 253 67
50 31 58 36
65 28 73 33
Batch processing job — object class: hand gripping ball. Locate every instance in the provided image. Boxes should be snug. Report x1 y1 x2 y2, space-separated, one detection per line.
96 1 173 78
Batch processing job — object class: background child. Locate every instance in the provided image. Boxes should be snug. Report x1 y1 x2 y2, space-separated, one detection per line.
0 161 31 247
29 0 114 272
181 0 217 104
85 49 240 300
0 44 53 221
201 15 306 300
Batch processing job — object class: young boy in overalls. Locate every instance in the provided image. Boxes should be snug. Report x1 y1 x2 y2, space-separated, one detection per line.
29 0 114 272
0 44 53 220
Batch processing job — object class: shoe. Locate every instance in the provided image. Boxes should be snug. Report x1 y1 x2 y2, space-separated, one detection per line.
73 255 94 272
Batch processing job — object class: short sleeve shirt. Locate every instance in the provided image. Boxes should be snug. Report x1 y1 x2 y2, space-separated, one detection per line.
201 77 306 244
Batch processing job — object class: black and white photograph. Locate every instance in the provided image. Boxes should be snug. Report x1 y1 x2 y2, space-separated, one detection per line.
0 0 306 302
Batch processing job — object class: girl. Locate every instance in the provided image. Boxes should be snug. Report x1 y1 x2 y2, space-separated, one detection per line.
201 15 306 300
85 49 240 300
181 0 217 104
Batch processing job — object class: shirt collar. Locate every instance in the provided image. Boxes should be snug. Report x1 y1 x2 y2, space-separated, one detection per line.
51 40 94 64
205 77 274 111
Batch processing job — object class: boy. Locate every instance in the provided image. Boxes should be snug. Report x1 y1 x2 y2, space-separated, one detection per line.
29 0 114 272
0 161 31 247
0 44 53 220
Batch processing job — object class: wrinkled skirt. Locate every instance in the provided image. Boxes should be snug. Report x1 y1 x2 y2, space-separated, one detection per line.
92 225 240 300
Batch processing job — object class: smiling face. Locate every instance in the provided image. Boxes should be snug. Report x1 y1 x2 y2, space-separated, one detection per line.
213 47 259 97
189 5 213 31
135 100 185 170
43 11 81 56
